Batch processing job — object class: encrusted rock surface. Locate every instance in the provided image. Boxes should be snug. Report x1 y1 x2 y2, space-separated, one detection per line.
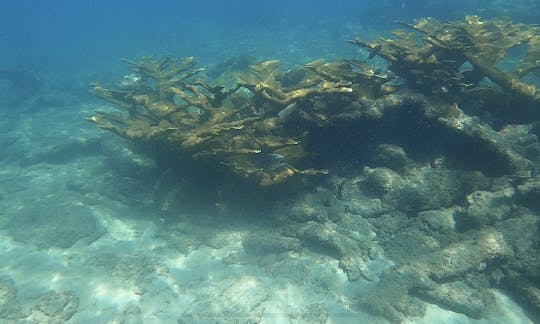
179 277 271 324
6 202 103 249
0 276 78 322
0 277 16 317
242 232 301 255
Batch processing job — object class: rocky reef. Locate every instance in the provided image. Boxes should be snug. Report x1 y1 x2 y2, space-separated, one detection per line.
89 16 540 322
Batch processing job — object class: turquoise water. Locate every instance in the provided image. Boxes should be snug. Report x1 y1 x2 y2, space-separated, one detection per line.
0 1 539 323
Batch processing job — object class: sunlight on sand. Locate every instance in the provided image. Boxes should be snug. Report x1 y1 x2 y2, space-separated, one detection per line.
94 283 139 305
164 254 188 270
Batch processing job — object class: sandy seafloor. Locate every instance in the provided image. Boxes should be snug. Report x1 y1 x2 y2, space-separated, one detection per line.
0 90 534 323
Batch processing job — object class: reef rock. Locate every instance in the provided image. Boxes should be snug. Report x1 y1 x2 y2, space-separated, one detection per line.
179 277 271 324
358 230 512 322
462 188 516 227
6 202 102 249
242 232 301 255
0 277 16 317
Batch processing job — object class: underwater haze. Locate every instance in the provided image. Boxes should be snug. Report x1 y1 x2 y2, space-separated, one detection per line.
4 1 538 76
1 0 540 323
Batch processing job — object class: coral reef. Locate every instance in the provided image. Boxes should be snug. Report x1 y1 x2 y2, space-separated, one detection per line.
88 16 540 322
89 17 540 187
89 56 386 186
349 16 540 110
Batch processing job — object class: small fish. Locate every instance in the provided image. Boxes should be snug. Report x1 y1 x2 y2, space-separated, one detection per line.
119 74 142 88
256 153 286 171
278 102 298 121
369 44 382 59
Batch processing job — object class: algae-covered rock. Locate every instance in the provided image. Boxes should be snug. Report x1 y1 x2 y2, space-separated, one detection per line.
359 230 512 322
294 222 353 259
371 144 409 171
363 166 489 214
265 256 340 292
516 178 540 209
492 209 540 320
242 232 301 255
362 166 404 195
296 303 329 324
293 220 377 281
339 178 391 218
6 202 102 249
33 290 79 322
285 191 335 223
0 281 78 323
0 277 16 316
462 188 515 227
411 231 512 281
415 281 496 319
356 271 427 323
416 207 458 235
502 275 540 322
179 277 271 324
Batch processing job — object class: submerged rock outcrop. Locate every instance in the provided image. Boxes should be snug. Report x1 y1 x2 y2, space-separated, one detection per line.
88 16 540 322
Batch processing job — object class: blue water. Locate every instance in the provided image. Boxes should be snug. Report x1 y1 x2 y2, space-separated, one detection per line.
3 0 535 80
0 1 539 323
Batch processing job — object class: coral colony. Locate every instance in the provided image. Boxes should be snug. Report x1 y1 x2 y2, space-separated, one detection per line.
89 16 540 187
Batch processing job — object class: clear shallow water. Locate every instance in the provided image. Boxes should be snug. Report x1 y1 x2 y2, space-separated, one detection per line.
0 1 539 323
